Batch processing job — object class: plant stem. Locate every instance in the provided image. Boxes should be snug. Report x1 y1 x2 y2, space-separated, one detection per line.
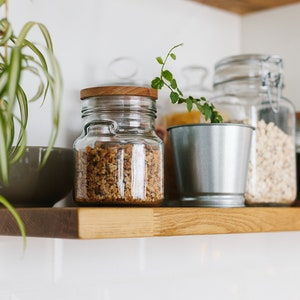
160 43 183 81
151 44 223 123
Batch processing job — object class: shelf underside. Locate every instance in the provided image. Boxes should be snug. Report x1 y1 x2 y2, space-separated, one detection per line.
1 207 300 239
194 0 300 14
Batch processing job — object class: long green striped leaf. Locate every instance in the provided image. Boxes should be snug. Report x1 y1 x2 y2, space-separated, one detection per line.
0 112 9 184
7 47 22 112
22 64 45 102
39 50 62 166
0 18 13 46
9 88 27 165
0 70 8 99
23 39 48 73
0 195 26 249
36 23 53 52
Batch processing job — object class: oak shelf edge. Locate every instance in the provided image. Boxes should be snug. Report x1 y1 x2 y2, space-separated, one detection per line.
1 207 300 239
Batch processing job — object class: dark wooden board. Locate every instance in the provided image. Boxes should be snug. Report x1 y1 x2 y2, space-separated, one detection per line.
0 207 78 239
194 0 300 14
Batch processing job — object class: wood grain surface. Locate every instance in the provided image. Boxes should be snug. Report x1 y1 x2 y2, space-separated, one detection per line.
193 0 300 14
0 208 78 238
78 207 300 239
1 207 300 239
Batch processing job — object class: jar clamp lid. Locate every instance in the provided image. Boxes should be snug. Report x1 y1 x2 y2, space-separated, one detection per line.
213 54 283 86
213 54 284 113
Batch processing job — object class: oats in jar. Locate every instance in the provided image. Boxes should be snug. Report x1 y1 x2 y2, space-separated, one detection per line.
245 120 296 206
75 142 164 206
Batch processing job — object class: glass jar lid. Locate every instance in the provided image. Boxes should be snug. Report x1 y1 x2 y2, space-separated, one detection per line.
213 54 283 88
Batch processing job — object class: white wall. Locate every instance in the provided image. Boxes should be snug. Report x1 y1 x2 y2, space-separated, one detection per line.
3 1 300 299
10 0 240 148
241 3 300 110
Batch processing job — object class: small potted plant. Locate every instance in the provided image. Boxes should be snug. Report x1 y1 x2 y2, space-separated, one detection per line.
0 0 63 242
151 44 254 207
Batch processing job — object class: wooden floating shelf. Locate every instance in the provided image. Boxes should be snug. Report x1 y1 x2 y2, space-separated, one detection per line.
1 207 300 239
194 0 300 14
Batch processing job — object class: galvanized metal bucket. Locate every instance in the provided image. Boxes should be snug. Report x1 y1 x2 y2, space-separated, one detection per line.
168 123 254 207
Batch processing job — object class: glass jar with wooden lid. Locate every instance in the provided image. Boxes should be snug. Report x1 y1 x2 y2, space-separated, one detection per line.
73 85 164 206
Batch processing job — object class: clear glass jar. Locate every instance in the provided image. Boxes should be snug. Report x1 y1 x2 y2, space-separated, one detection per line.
73 86 164 206
296 112 300 201
212 54 297 206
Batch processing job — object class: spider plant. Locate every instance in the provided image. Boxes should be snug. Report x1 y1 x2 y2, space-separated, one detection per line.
0 0 63 245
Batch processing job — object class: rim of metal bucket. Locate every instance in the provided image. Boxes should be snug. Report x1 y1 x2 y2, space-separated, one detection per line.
167 123 255 131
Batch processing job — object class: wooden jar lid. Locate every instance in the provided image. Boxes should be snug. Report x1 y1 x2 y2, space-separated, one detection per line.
80 86 158 100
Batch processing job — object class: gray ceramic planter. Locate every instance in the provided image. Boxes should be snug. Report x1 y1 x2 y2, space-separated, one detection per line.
0 146 74 207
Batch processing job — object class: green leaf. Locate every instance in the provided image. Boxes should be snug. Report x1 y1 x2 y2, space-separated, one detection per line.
202 103 212 120
170 91 179 103
0 195 26 249
211 110 223 123
151 77 164 89
186 97 193 112
15 21 53 51
23 40 48 74
0 99 15 154
9 88 27 165
0 111 9 184
0 18 13 46
170 79 177 89
170 53 176 60
156 57 163 65
0 71 9 99
7 47 22 112
36 23 53 52
40 50 62 167
162 70 173 82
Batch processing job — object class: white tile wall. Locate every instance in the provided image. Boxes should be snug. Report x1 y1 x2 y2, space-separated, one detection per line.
2 232 300 299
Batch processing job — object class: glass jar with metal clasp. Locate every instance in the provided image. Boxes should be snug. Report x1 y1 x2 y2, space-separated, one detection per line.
212 54 296 206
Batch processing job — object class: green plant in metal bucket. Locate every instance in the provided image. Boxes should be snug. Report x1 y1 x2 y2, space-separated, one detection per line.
151 43 223 123
0 0 63 246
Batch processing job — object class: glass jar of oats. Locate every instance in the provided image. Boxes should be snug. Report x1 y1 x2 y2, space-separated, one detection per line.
212 54 296 206
73 85 164 206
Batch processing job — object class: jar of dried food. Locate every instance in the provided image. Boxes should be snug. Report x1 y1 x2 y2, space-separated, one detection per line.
212 54 296 206
73 86 164 206
296 112 300 201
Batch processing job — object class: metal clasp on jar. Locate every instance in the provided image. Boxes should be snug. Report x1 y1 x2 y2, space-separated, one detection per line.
261 56 283 113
